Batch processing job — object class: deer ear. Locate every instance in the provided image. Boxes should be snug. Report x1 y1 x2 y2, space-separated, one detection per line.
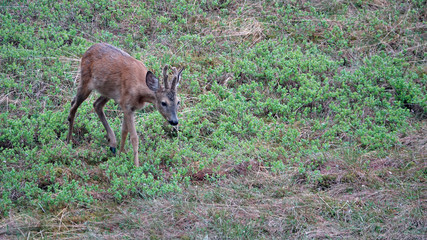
146 71 159 92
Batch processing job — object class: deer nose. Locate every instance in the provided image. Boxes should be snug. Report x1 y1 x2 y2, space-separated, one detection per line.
169 120 178 126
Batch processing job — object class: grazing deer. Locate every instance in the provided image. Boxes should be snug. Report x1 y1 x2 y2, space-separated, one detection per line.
66 43 184 167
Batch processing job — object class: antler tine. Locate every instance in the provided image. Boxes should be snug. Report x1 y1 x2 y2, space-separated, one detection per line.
171 67 178 76
162 65 169 89
171 67 185 89
170 67 178 89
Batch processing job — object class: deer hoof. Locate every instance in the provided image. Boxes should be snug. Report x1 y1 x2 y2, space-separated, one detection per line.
110 147 116 155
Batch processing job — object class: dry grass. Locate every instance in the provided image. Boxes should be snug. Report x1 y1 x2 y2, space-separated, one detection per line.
208 17 266 45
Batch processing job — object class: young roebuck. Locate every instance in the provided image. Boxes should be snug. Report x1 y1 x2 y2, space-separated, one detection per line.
66 43 184 167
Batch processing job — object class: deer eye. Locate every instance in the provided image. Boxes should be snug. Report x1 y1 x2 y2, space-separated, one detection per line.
161 101 167 107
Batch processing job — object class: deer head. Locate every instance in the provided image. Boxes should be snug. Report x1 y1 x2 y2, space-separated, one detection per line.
146 65 184 126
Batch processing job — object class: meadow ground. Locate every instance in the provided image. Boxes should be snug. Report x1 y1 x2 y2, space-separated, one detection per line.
0 0 426 239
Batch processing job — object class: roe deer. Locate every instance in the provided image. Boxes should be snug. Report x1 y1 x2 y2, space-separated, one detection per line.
66 43 184 167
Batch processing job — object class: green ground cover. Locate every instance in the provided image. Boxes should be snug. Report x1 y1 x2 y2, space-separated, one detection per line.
1 0 425 238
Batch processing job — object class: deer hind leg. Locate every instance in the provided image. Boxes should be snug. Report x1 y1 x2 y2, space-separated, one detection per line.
93 96 117 154
67 88 91 143
119 118 129 154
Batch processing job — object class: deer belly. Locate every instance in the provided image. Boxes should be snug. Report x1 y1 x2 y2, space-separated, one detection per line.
90 77 121 101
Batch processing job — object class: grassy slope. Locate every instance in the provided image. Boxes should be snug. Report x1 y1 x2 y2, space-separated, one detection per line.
1 0 426 239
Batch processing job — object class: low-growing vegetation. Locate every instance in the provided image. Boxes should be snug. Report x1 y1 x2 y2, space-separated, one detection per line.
1 0 426 238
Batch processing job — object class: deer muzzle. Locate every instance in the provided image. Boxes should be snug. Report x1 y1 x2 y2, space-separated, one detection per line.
168 119 178 126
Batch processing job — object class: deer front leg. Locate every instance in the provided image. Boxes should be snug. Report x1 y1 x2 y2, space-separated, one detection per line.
123 109 139 167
